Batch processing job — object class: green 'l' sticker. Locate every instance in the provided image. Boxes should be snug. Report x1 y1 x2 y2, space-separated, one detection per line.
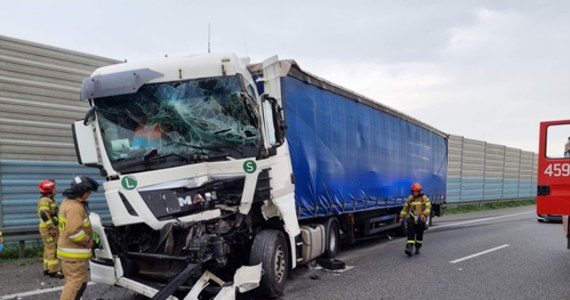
243 160 257 174
121 176 137 190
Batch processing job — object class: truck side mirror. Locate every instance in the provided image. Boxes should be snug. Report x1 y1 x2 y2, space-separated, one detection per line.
261 95 286 149
271 100 286 147
72 120 99 166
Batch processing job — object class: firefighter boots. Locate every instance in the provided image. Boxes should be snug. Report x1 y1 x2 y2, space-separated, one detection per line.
405 243 413 257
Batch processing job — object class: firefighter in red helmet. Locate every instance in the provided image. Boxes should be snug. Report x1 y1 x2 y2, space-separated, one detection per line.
399 183 431 256
38 179 64 278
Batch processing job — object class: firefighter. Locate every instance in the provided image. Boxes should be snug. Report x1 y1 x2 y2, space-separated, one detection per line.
38 179 64 278
57 176 100 300
399 183 431 256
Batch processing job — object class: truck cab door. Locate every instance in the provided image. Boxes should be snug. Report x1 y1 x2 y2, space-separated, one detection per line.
537 120 570 215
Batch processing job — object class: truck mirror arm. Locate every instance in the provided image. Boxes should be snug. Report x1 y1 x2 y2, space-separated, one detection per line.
83 106 97 126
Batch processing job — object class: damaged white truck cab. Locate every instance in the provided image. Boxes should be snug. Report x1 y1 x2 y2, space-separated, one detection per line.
74 53 306 299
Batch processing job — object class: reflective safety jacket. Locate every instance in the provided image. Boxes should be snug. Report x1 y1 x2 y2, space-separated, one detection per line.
57 198 92 261
399 195 431 219
37 196 58 229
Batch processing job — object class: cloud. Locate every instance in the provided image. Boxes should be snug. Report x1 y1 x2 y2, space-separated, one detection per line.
301 5 570 152
1 1 569 152
308 60 450 111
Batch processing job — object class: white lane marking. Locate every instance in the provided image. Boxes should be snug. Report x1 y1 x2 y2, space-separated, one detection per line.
432 211 533 230
0 282 95 299
449 244 510 264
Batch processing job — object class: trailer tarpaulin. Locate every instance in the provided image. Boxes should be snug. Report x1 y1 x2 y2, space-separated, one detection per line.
281 75 448 219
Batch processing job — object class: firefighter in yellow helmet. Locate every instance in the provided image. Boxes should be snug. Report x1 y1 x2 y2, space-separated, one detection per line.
57 176 100 300
38 179 64 278
399 183 431 256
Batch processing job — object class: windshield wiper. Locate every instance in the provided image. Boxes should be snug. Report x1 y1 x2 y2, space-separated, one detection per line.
143 150 198 164
214 128 257 138
149 150 230 163
115 148 193 169
165 140 215 153
145 148 236 163
219 144 245 157
204 152 232 161
143 148 159 161
113 148 160 171
166 140 236 157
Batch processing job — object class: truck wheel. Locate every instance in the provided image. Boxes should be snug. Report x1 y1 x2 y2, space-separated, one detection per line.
249 230 289 298
324 217 340 258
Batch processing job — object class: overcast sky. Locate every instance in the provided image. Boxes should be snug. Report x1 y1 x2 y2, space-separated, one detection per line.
1 1 569 152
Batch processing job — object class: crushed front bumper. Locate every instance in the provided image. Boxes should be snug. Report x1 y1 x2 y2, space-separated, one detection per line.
88 213 262 300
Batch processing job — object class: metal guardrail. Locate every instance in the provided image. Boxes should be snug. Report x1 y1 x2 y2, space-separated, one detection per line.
0 160 110 259
2 227 40 242
1 221 113 258
1 226 41 258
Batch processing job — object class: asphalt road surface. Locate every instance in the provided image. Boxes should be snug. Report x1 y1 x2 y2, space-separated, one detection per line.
1 205 568 300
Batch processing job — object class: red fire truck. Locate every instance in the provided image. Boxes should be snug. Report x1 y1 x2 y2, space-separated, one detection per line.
536 119 570 247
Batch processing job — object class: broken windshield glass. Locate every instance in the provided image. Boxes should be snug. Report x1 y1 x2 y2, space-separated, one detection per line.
94 75 261 173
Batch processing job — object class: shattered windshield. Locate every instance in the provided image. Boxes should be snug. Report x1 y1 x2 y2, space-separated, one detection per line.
94 75 261 173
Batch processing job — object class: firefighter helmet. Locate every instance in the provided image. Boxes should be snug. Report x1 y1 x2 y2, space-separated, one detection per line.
39 180 56 194
410 183 423 193
70 176 99 195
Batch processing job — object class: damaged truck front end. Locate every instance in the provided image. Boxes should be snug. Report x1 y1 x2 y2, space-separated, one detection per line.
89 175 270 299
74 53 301 299
90 166 275 299
90 207 266 299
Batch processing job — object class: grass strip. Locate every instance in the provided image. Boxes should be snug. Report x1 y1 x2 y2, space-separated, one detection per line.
445 199 536 215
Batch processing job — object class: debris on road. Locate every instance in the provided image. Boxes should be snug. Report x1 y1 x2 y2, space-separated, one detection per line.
314 258 354 276
317 258 346 270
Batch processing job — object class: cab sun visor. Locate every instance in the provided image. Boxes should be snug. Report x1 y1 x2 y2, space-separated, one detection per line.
80 68 164 100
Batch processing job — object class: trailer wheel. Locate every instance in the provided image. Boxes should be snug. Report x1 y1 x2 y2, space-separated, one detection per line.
249 230 289 298
324 217 340 258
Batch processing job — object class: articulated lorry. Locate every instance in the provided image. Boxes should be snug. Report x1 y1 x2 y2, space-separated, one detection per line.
72 53 448 299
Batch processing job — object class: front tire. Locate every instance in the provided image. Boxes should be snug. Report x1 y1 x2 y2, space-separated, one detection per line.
324 217 340 258
249 230 289 298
